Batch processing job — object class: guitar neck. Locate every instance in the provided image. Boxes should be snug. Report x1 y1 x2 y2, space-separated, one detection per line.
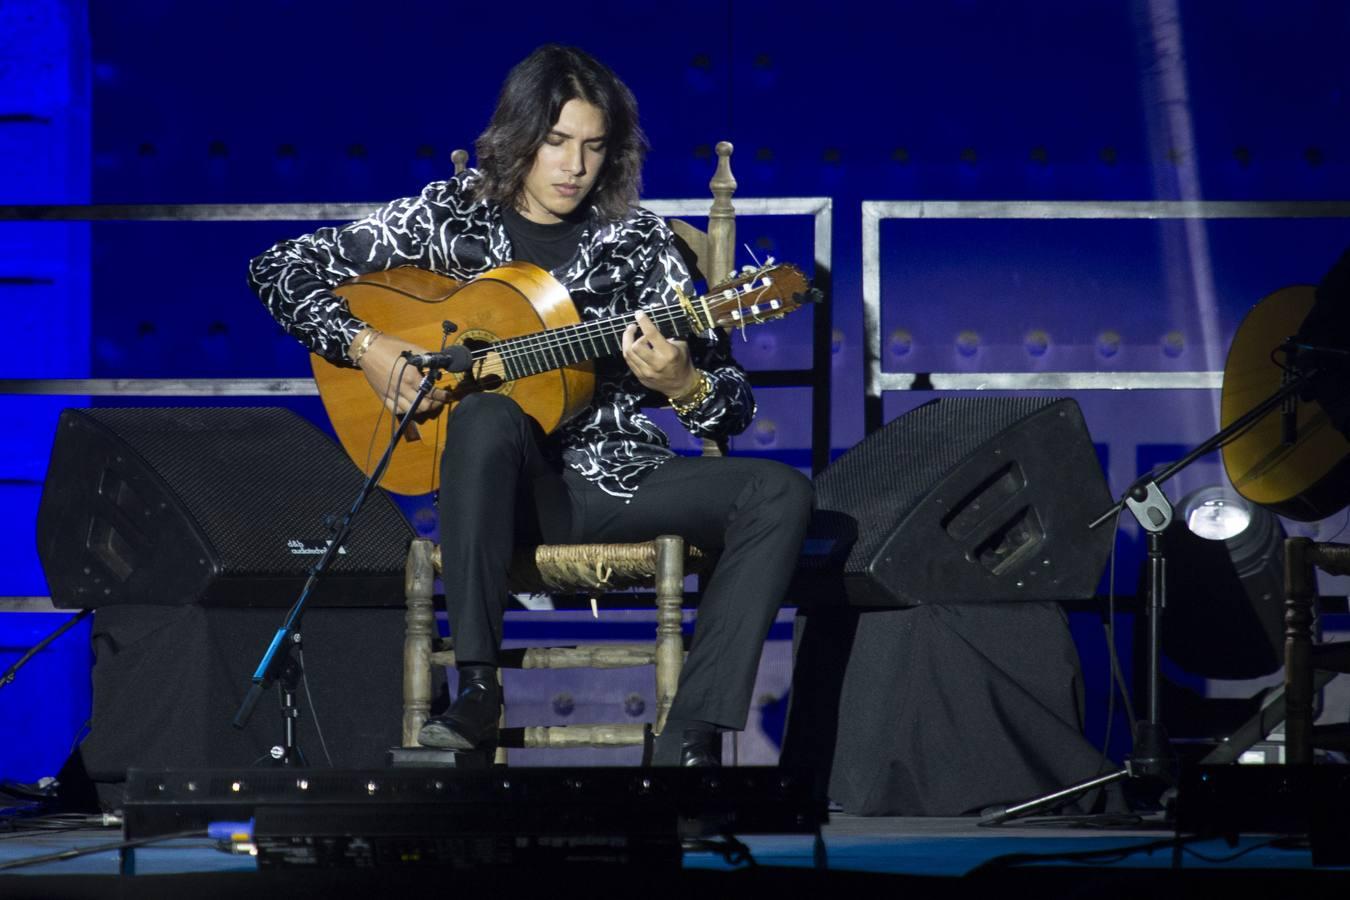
482 303 697 381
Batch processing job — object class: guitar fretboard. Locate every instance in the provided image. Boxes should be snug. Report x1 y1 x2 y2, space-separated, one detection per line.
480 304 698 381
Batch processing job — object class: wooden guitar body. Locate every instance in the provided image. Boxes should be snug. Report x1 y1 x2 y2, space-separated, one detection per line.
310 264 595 495
309 260 814 496
1221 284 1350 521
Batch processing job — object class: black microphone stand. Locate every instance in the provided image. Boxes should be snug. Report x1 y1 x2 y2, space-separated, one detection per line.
981 366 1316 824
0 609 92 691
232 356 454 765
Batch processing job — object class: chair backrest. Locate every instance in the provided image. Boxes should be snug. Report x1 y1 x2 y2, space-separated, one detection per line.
667 141 737 289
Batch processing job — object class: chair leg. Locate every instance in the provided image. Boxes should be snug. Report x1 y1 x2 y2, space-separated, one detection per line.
495 670 508 766
1284 537 1317 765
653 534 685 736
403 538 437 748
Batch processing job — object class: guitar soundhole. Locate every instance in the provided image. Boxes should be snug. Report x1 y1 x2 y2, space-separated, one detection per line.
456 333 512 397
472 373 505 391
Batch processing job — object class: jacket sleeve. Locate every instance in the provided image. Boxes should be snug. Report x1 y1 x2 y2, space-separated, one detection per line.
246 182 450 365
628 221 756 439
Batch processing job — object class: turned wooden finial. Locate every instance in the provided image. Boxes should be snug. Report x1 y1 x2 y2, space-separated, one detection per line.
708 142 737 284
451 149 469 174
711 141 736 206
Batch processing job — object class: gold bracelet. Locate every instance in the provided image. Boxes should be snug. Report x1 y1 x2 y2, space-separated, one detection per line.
670 370 712 415
347 327 381 366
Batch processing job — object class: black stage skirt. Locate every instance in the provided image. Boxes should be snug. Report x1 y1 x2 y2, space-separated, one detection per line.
782 602 1112 816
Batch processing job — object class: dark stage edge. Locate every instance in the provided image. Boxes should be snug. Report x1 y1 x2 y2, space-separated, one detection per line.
0 816 1345 898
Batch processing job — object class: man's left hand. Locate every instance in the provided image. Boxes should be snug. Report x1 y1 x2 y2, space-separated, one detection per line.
621 310 698 399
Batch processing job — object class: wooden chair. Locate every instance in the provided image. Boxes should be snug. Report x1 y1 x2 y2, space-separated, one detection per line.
401 143 739 762
1282 537 1350 763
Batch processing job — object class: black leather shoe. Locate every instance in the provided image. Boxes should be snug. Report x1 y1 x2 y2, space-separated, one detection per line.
677 730 722 768
652 726 722 767
418 665 499 751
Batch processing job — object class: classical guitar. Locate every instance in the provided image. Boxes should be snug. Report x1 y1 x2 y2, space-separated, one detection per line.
1221 284 1350 520
312 261 816 495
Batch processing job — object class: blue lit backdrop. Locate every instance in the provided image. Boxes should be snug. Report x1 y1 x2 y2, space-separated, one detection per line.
3 0 1350 778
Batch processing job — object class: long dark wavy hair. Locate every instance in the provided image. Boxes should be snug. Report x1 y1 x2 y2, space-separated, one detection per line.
474 45 647 221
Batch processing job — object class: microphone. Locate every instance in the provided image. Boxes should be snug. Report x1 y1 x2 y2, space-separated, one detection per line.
402 345 473 372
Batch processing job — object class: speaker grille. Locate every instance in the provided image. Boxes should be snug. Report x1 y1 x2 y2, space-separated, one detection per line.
815 397 1059 574
78 407 410 577
39 407 415 606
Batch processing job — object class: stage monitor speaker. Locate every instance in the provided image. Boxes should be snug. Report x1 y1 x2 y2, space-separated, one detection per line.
811 397 1114 607
37 407 414 608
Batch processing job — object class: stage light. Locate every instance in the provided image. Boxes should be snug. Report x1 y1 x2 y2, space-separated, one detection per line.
1096 330 1122 358
1159 486 1286 682
1148 485 1288 743
1162 330 1186 358
1182 487 1252 541
1146 485 1288 742
1024 329 1050 357
955 330 980 357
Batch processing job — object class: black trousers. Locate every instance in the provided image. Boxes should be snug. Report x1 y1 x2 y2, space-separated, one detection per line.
438 392 813 730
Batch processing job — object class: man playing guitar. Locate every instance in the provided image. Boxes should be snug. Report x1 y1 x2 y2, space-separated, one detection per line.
248 45 812 766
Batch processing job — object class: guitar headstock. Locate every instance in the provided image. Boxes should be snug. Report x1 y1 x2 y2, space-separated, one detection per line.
691 263 819 332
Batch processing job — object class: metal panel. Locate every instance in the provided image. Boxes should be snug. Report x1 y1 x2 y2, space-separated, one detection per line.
860 200 1350 423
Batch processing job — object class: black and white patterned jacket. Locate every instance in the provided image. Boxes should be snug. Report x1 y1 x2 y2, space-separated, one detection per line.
248 169 755 498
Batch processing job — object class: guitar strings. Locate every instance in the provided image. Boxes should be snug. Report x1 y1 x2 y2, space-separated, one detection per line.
465 304 699 378
428 323 452 491
734 281 774 343
468 277 775 377
493 303 691 359
445 268 781 382
484 264 780 368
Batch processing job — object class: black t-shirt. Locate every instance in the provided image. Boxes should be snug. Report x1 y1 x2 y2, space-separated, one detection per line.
502 206 587 274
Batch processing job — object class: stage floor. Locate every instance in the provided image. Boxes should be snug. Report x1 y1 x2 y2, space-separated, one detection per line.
0 813 1344 898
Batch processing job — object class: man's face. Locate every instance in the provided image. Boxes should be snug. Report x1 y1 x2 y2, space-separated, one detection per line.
519 98 608 224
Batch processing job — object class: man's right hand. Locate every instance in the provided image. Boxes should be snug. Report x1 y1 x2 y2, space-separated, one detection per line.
354 330 453 419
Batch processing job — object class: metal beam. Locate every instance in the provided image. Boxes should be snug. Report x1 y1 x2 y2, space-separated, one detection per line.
0 378 319 396
862 200 1350 220
0 196 835 222
868 370 1222 394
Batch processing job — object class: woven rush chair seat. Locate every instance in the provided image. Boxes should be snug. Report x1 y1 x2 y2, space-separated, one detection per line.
503 540 707 593
426 538 709 666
